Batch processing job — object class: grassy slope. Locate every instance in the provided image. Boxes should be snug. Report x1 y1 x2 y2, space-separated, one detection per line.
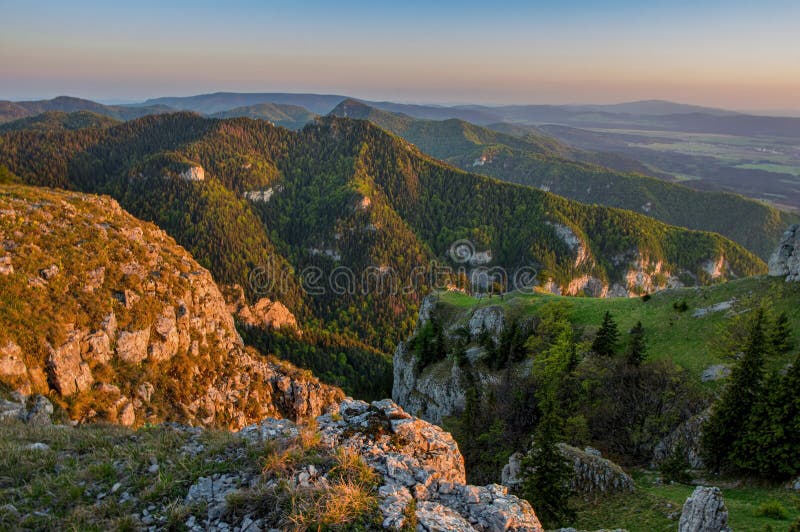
573 470 800 532
440 278 800 530
438 275 800 383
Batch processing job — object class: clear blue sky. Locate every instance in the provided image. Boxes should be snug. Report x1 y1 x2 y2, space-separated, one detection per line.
1 0 798 110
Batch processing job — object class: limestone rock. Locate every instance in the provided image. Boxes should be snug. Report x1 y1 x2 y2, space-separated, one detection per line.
0 186 343 428
242 399 543 531
0 341 26 377
678 486 731 532
47 332 93 396
22 395 54 426
178 166 205 182
503 444 634 496
701 364 731 382
769 224 800 282
116 329 150 364
652 409 709 469
469 305 505 338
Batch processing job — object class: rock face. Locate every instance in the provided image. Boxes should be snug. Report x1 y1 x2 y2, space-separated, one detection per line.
393 299 519 424
769 224 800 282
503 444 634 496
239 399 543 532
652 409 710 469
678 486 731 532
393 340 470 424
0 185 342 428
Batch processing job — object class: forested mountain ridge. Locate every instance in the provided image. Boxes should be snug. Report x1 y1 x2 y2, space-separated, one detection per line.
0 113 766 391
0 111 121 133
330 99 798 259
209 102 317 129
0 96 172 124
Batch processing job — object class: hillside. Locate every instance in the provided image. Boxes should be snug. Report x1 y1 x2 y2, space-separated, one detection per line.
0 111 121 133
0 184 343 427
0 113 767 389
209 103 317 129
329 99 798 259
0 96 173 124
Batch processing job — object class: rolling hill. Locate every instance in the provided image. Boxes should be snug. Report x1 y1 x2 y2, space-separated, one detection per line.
0 96 173 124
0 111 121 133
329 99 799 259
209 102 317 129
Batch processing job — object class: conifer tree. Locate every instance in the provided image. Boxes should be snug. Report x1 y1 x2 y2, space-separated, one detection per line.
702 309 768 471
732 350 800 477
520 398 575 528
626 321 647 366
770 311 794 356
592 311 620 357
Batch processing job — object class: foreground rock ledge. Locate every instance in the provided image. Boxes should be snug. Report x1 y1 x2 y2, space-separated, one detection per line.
234 399 543 532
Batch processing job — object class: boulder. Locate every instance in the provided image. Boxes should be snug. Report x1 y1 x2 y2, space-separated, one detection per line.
21 395 54 425
678 486 731 532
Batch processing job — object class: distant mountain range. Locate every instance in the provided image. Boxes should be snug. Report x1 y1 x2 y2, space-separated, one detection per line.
4 93 800 138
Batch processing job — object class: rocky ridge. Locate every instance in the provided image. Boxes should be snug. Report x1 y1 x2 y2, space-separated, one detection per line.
197 398 542 531
0 185 341 428
0 394 543 530
769 224 800 282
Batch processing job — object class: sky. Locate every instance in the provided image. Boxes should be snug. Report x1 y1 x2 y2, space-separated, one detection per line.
1 0 799 111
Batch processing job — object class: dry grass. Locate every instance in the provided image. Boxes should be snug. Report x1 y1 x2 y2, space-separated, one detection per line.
285 478 379 531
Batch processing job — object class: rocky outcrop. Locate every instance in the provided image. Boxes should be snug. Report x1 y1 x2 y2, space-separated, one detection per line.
393 299 518 424
678 486 731 532
769 224 800 282
392 340 471 424
0 185 342 428
225 284 299 331
503 444 634 496
652 409 709 469
178 165 205 181
237 399 543 531
469 305 505 338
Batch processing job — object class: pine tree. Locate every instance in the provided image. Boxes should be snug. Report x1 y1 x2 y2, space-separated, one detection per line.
520 398 575 528
702 309 768 471
592 311 620 357
732 350 800 477
626 321 647 366
770 311 794 356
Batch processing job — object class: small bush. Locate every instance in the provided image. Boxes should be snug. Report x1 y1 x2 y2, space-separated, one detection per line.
788 516 800 532
755 500 789 520
641 293 652 302
673 300 689 312
659 447 693 485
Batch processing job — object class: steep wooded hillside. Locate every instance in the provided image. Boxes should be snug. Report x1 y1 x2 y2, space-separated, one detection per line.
330 99 797 259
